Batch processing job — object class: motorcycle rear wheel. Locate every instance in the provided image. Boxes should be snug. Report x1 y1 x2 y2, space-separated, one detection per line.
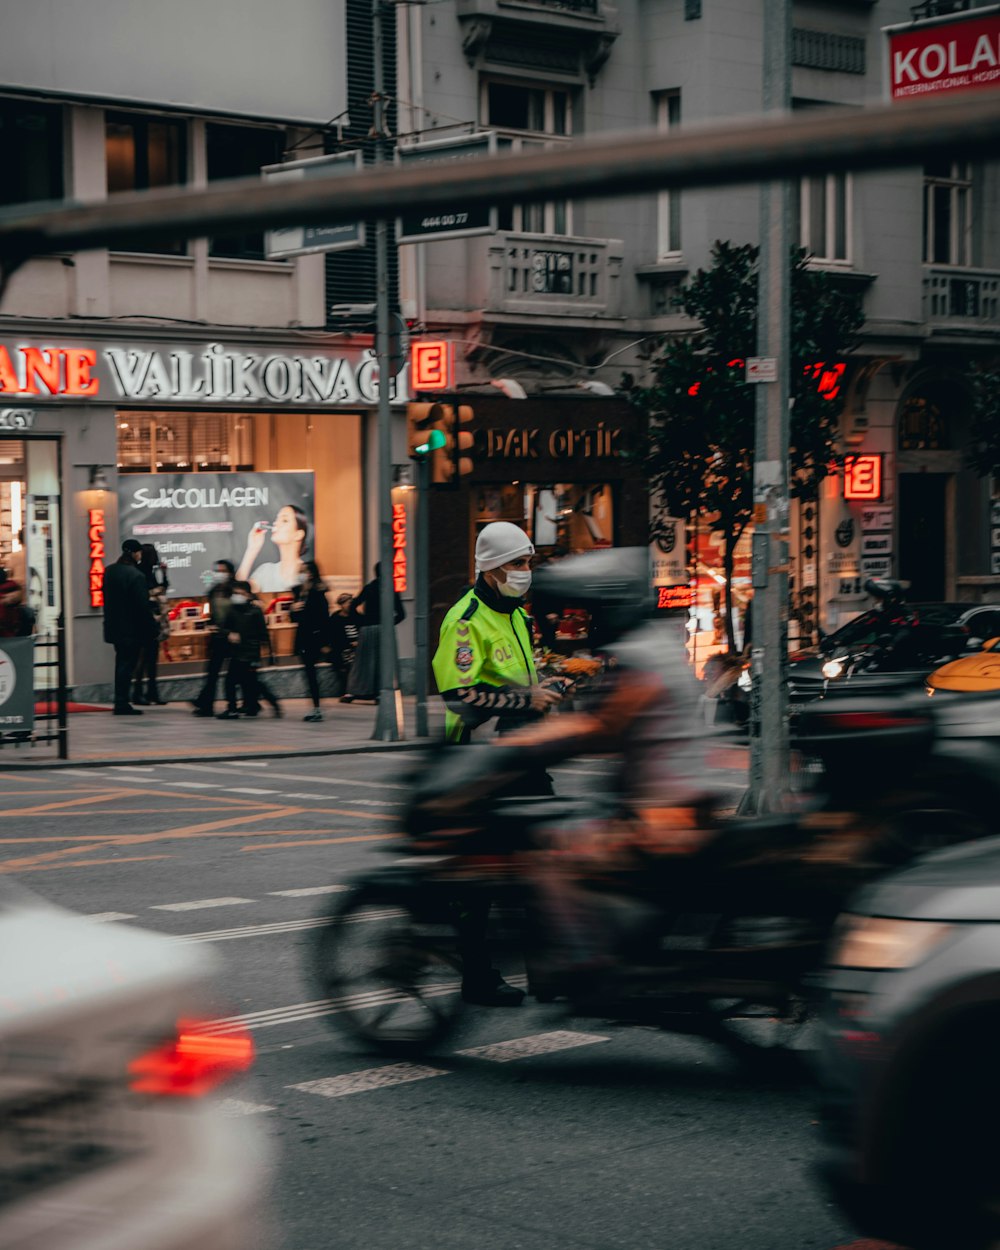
310 887 464 1056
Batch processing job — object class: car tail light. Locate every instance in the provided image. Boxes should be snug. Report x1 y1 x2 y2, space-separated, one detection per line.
814 712 930 733
128 1022 254 1097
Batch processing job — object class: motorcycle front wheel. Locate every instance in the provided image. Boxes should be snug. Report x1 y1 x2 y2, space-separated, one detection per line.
310 887 465 1056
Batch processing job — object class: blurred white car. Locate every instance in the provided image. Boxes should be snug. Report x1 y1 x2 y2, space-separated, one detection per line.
0 880 269 1250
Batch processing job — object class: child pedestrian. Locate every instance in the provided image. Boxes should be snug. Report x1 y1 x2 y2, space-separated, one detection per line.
218 581 271 719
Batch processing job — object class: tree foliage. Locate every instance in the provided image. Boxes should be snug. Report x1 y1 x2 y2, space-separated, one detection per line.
966 363 1000 478
620 240 864 649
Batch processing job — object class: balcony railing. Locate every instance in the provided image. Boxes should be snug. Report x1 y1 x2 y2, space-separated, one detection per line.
501 0 599 11
487 232 623 318
923 266 1000 327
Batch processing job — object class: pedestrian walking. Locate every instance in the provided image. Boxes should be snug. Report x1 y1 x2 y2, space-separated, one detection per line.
0 579 35 638
192 559 235 717
329 592 359 698
102 539 158 716
132 543 169 705
247 586 282 718
218 581 270 719
290 560 329 721
341 564 405 703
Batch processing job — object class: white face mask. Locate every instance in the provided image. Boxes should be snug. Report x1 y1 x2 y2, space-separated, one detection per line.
212 570 229 584
500 568 532 598
231 593 247 605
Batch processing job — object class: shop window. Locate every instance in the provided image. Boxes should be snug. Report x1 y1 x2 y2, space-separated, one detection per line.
654 91 681 259
117 412 255 473
206 123 285 260
484 80 573 237
106 111 187 254
0 97 64 208
924 159 973 267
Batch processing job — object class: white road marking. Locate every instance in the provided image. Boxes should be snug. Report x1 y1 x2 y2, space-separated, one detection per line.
218 1098 276 1117
165 781 223 789
269 885 349 897
279 792 337 801
227 761 266 768
456 1031 609 1062
163 762 407 790
151 896 255 912
290 1063 448 1099
109 766 155 772
177 916 333 943
225 787 279 795
86 911 137 923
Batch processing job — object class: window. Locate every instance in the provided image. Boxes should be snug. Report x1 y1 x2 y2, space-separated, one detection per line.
795 173 850 263
106 112 187 254
117 412 254 473
206 123 284 260
0 97 63 208
654 92 681 259
924 160 972 267
483 81 572 236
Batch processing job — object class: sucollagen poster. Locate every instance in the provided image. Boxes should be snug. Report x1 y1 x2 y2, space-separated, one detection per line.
117 472 315 598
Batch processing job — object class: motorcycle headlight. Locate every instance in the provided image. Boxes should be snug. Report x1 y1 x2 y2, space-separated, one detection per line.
822 658 845 680
830 915 954 970
737 669 752 692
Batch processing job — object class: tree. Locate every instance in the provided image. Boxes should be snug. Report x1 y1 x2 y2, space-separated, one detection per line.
621 240 865 651
966 363 1000 478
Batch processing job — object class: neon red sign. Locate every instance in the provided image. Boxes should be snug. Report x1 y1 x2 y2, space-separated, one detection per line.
392 502 407 593
844 454 883 501
410 340 453 391
88 509 106 607
655 585 693 610
0 346 99 396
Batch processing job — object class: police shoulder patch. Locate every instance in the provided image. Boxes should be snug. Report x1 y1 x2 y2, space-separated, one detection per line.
455 643 474 674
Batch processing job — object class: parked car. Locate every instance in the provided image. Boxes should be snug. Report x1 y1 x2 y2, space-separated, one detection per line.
788 598 1000 705
927 633 1000 693
0 879 268 1250
816 834 1000 1250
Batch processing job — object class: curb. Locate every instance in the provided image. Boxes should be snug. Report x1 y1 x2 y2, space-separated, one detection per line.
0 739 434 771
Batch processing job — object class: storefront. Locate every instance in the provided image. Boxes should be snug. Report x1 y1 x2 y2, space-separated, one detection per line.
0 329 407 697
424 395 647 650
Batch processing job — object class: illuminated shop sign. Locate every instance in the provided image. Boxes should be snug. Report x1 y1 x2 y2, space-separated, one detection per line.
0 339 410 407
655 585 693 610
484 425 622 459
88 508 106 608
392 502 407 592
410 340 453 391
887 11 1000 101
844 454 884 501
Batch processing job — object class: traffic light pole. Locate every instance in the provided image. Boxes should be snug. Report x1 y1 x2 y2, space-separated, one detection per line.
414 453 430 737
371 0 402 742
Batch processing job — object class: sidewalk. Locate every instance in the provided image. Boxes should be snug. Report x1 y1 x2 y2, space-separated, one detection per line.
0 696 446 769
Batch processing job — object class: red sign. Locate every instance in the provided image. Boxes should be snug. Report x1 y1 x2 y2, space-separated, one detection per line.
0 346 100 396
844 454 884 501
392 502 407 593
888 11 1000 100
88 508 106 608
410 340 453 391
655 585 693 610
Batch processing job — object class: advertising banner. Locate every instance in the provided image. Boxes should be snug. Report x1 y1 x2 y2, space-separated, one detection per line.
0 637 35 733
118 472 315 598
886 9 1000 101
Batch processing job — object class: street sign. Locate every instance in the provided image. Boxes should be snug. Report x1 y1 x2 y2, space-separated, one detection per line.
396 133 497 244
746 356 778 383
263 152 366 258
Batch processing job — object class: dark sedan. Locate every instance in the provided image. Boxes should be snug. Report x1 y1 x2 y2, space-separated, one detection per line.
816 835 1000 1250
787 601 1000 704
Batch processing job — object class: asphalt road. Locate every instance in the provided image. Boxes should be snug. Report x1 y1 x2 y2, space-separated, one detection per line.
0 750 881 1250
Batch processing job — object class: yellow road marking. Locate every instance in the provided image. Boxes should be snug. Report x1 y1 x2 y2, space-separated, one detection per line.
243 834 397 851
2 855 172 875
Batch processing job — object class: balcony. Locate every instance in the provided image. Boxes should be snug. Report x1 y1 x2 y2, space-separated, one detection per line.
923 266 1000 334
486 233 623 319
457 0 619 83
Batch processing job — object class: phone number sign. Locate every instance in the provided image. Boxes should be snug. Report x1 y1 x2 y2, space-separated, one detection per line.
396 134 497 243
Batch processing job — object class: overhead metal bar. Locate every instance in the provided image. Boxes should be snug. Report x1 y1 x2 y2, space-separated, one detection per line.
0 92 999 273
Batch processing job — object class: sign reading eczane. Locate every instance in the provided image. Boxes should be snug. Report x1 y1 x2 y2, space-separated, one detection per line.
886 8 1000 100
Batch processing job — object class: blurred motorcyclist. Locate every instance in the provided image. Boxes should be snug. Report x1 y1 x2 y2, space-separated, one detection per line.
492 549 727 988
863 578 918 668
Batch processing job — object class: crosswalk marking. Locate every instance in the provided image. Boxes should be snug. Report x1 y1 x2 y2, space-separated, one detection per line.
225 787 279 795
86 911 138 923
218 1098 276 1117
177 915 332 943
291 1063 448 1099
455 1031 609 1062
165 781 223 789
269 885 349 897
151 896 255 912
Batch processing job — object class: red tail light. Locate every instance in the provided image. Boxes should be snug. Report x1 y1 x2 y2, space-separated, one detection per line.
814 712 929 732
128 1023 254 1097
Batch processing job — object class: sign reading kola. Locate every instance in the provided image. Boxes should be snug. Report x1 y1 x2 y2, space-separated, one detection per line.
886 9 1000 100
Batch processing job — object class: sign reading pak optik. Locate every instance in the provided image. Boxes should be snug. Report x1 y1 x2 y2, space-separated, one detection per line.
396 134 497 243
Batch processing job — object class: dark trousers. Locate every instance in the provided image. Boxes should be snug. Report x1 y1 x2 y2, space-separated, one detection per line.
225 658 260 713
300 647 321 707
194 633 229 711
113 640 141 711
133 640 161 699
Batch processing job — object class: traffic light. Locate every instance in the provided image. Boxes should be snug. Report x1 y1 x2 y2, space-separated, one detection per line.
407 402 476 486
455 404 475 479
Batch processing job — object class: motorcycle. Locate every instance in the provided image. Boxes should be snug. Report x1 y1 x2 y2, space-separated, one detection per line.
309 692 1000 1061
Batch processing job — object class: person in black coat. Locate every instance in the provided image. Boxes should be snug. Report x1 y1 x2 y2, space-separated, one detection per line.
132 542 170 705
102 539 157 716
218 581 272 719
342 563 405 703
290 560 330 721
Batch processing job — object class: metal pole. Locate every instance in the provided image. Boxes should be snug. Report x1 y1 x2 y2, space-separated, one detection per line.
371 0 402 741
414 454 430 737
747 0 792 811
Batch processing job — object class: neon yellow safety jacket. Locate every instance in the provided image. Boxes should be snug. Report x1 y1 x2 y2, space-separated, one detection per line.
432 581 538 744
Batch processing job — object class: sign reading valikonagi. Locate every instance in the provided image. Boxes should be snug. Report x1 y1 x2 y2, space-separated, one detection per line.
886 6 1000 100
0 338 410 406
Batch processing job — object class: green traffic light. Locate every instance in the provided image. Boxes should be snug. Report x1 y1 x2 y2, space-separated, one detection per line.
416 429 447 455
